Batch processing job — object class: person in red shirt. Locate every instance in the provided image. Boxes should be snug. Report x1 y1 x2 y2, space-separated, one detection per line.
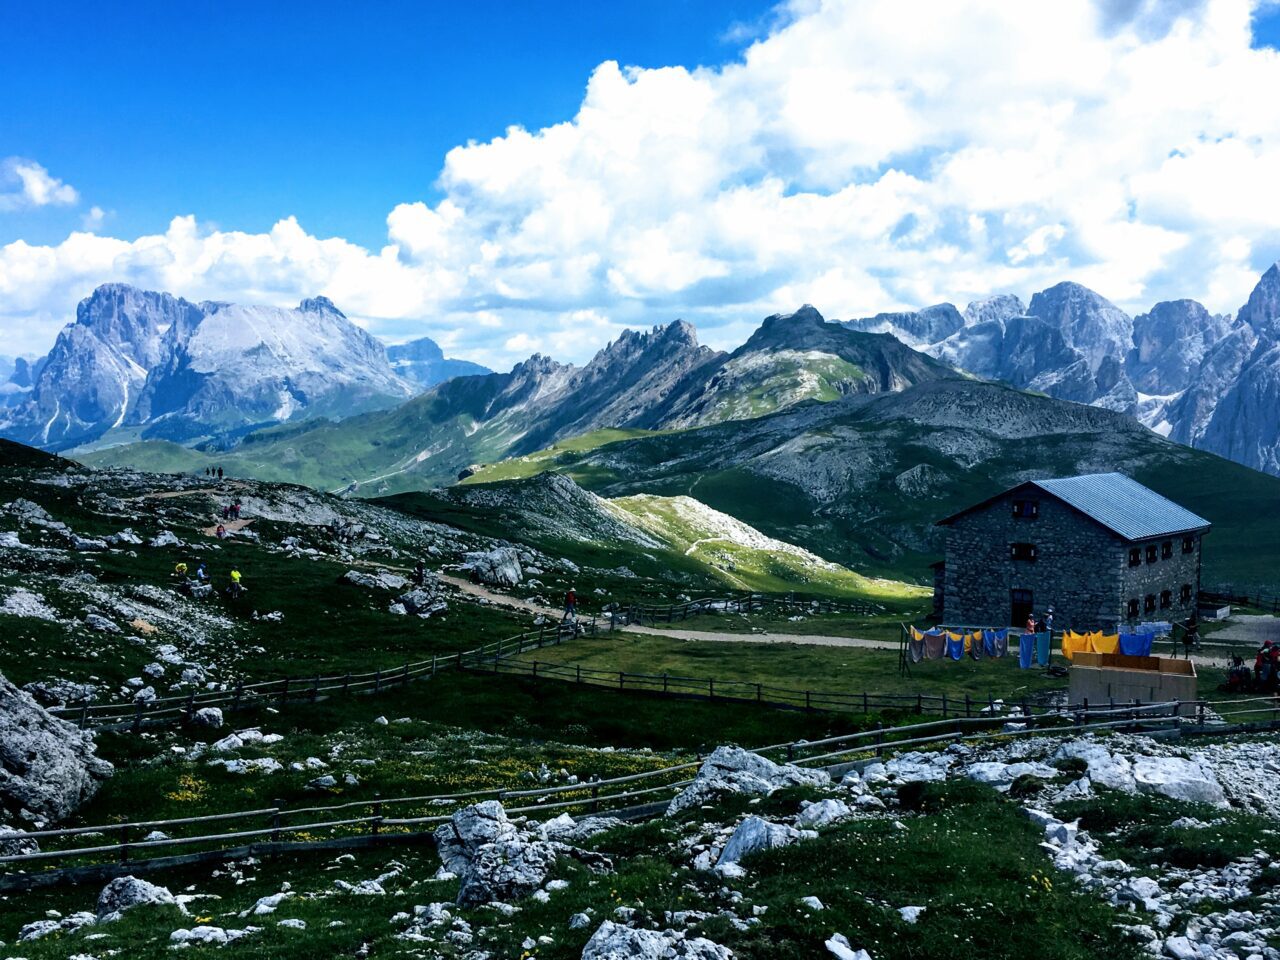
563 587 577 622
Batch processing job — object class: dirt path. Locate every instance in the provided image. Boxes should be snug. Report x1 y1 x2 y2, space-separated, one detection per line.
202 517 256 537
622 624 898 650
125 483 250 503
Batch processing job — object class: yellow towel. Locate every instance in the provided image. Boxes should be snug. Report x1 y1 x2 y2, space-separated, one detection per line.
1091 633 1120 655
1061 633 1091 661
910 626 925 642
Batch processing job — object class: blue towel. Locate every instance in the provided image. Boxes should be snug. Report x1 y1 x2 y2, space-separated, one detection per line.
1018 634 1035 669
1119 632 1153 657
1035 631 1051 666
982 629 997 657
946 637 964 661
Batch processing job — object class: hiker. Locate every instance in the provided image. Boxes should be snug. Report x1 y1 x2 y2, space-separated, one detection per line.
413 560 426 587
228 568 243 599
1044 607 1054 639
173 561 189 579
222 504 230 520
217 467 224 480
1256 641 1273 687
563 586 577 622
215 523 227 539
231 502 242 520
1024 612 1036 635
195 562 208 581
1270 643 1280 692
1181 613 1199 657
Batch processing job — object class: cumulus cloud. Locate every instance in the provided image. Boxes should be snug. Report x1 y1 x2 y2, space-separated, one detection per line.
0 159 79 211
3 0 1280 366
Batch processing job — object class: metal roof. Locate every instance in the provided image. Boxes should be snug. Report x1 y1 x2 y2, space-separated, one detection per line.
1029 473 1210 541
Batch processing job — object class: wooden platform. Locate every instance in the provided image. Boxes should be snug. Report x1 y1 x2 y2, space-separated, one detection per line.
1068 653 1198 716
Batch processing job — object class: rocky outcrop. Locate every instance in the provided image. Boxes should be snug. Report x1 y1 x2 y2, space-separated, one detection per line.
844 302 965 346
666 746 829 815
582 920 732 960
462 547 523 587
1127 300 1233 395
385 335 491 388
716 815 810 868
434 802 612 907
0 671 113 820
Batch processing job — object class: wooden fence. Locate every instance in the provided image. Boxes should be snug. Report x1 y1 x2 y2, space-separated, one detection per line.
617 591 880 625
1202 589 1280 614
473 653 1060 719
5 697 1231 890
49 617 603 731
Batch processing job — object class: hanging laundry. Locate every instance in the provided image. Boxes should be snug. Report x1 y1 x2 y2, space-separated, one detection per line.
946 636 964 660
1090 633 1120 655
924 632 946 660
1118 632 1153 657
1035 631 1051 666
1018 633 1035 669
909 638 925 663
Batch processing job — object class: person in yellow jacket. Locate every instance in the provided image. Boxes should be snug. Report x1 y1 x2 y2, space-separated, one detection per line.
174 562 188 578
228 568 243 599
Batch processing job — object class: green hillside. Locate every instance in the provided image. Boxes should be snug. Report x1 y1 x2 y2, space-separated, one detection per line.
451 381 1280 592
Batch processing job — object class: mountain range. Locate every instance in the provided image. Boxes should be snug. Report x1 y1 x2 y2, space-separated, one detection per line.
847 266 1280 476
0 284 487 452
80 306 958 492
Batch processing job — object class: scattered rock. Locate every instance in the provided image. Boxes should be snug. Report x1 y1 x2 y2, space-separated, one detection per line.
463 547 523 587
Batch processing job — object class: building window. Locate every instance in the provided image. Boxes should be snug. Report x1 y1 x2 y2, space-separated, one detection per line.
1144 594 1156 613
1010 542 1037 562
1160 590 1172 609
1182 536 1194 554
1162 540 1173 559
1127 598 1140 618
1181 583 1193 604
1128 548 1141 567
1012 499 1039 519
1146 544 1158 563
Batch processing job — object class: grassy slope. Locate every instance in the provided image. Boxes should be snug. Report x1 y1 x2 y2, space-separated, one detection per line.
459 427 677 485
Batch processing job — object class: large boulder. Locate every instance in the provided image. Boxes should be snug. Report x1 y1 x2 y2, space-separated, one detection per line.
0 671 113 820
434 802 610 907
667 746 829 815
397 585 447 618
463 547 523 587
96 875 178 919
1052 740 1136 793
717 816 808 868
1133 756 1227 807
582 920 732 959
341 569 408 591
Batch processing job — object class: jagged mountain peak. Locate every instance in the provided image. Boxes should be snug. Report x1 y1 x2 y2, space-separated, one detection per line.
1238 261 1280 338
298 295 344 316
962 294 1025 326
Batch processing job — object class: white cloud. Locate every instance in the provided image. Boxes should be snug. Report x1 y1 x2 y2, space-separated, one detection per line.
3 0 1280 366
0 159 80 211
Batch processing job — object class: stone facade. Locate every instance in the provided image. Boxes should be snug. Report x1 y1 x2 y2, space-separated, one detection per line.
938 486 1204 632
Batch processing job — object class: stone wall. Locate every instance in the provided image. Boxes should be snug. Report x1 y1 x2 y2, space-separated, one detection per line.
1117 532 1202 624
942 491 1127 631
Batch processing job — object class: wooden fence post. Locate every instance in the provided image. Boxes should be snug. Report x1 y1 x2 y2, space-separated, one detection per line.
619 672 624 691
280 677 290 706
232 680 243 713
708 678 714 700
402 662 409 686
372 795 383 837
311 675 321 703
964 694 971 718
185 691 196 722
432 655 437 677
941 694 948 719
132 700 143 733
119 824 130 862
271 808 282 842
576 664 582 684
79 701 89 727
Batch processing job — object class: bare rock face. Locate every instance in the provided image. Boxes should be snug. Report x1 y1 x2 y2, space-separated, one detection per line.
0 671 113 821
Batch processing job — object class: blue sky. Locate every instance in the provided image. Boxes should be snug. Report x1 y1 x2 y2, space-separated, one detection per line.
0 0 778 249
3 0 1280 365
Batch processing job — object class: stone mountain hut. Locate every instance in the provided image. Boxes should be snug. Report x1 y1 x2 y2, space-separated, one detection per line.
934 473 1210 631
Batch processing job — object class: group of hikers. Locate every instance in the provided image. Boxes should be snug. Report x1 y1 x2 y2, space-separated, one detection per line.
1023 607 1055 636
173 560 245 599
220 502 243 521
203 466 225 479
1225 640 1280 693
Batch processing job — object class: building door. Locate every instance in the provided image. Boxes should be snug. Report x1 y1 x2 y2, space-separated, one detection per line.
1011 589 1033 628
